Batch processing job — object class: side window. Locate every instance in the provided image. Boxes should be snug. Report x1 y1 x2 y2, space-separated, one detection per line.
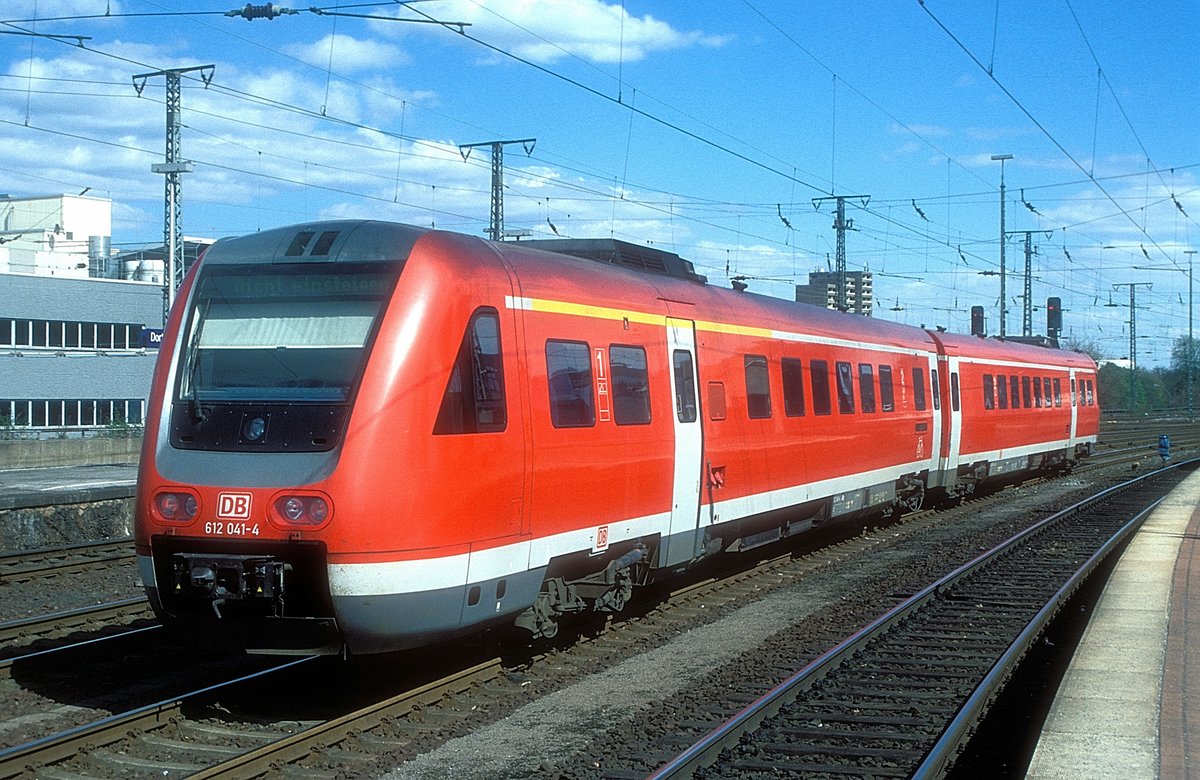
1032 377 1043 408
1043 378 1053 407
931 368 941 411
434 308 507 434
912 366 927 411
781 357 806 417
811 360 832 416
836 361 855 414
878 365 895 412
1071 378 1077 406
983 374 995 410
744 354 772 419
673 350 698 423
708 381 727 421
610 345 650 425
1010 376 1021 409
547 340 595 428
1053 378 1062 407
1087 379 1095 405
1021 376 1033 408
950 372 960 412
997 374 1009 409
858 363 876 413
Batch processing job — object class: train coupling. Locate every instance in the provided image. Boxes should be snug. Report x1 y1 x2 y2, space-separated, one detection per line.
170 553 291 617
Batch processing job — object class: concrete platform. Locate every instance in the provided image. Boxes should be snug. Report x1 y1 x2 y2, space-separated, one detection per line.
0 463 137 510
1026 467 1200 779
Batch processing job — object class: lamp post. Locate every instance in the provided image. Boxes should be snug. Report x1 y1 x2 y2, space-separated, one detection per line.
1187 250 1196 421
991 154 1013 338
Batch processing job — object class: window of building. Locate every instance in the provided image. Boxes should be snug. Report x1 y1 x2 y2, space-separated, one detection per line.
435 308 507 434
781 357 806 417
610 345 651 425
983 374 995 410
912 366 927 411
836 361 855 414
997 374 1009 409
32 320 47 348
546 339 595 428
708 382 727 421
811 360 832 416
673 350 698 423
0 318 11 346
879 365 895 412
744 354 772 419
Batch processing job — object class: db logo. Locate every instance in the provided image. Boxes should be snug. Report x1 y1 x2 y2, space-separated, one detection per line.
593 524 610 554
217 492 252 520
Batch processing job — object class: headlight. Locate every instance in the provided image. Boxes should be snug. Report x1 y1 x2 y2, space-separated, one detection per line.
153 489 201 523
270 493 333 527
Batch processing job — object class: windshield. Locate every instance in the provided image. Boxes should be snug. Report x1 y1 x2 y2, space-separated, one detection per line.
177 262 399 403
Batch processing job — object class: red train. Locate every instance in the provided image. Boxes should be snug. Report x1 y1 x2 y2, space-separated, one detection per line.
134 220 1100 655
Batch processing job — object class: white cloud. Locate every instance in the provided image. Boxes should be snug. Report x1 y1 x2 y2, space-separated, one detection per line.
375 0 728 64
282 34 410 72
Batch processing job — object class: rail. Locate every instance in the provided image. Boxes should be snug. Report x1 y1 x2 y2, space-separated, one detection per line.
648 459 1193 779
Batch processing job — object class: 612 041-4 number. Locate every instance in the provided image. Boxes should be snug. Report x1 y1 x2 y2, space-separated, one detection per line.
204 521 260 536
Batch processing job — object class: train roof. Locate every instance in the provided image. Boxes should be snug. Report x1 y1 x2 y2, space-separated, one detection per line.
931 329 1097 369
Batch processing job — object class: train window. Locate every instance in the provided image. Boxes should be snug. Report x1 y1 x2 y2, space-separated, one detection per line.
1042 378 1052 407
836 361 855 414
858 364 876 413
931 368 941 410
997 374 1009 409
781 357 806 417
673 350 698 423
547 340 596 428
708 382 727 421
435 309 507 435
983 374 995 410
1087 380 1095 405
879 365 895 412
1010 376 1020 409
912 367 927 411
1053 378 1063 407
1071 378 1077 405
1032 377 1042 408
744 355 772 419
610 345 651 425
950 373 960 412
811 360 832 416
1021 376 1033 408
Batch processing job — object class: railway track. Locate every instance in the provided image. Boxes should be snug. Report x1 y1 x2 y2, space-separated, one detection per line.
0 598 154 667
0 538 134 584
647 461 1193 779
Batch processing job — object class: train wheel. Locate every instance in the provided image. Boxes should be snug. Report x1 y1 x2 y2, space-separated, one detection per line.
897 477 926 514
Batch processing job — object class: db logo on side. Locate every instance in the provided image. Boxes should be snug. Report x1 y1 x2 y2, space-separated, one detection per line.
217 492 252 520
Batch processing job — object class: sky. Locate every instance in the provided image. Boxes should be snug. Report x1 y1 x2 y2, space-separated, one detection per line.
1 1 1197 367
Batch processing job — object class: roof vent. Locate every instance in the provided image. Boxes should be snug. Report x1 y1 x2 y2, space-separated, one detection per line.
524 238 706 283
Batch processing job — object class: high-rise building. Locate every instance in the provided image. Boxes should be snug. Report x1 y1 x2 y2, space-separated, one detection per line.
795 270 873 316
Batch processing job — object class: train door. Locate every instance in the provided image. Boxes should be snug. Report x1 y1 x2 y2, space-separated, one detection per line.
1068 370 1079 448
661 318 703 568
937 355 963 481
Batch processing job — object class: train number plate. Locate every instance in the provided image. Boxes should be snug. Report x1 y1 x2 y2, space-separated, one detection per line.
204 521 261 536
